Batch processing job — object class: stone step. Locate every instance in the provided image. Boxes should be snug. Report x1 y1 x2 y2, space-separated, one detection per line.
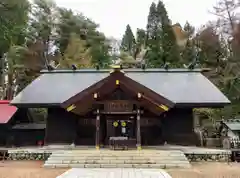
47 156 188 160
53 150 183 153
44 163 191 169
49 154 185 159
49 151 186 155
44 150 191 169
53 150 183 155
51 151 184 154
50 154 185 158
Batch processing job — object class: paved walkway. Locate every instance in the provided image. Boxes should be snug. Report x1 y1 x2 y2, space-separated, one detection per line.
57 168 172 178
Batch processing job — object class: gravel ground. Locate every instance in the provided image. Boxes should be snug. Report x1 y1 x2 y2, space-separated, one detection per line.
167 162 240 178
0 161 240 178
0 161 66 178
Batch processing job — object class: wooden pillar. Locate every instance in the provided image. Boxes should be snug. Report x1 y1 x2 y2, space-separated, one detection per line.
95 109 100 150
136 109 141 150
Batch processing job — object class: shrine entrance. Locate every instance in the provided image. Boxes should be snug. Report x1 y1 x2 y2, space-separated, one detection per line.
98 99 138 147
102 115 136 145
64 69 173 149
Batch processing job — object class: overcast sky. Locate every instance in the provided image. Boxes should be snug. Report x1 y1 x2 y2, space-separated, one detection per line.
54 0 218 39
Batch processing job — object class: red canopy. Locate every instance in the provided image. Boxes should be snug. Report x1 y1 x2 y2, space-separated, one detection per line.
0 100 18 124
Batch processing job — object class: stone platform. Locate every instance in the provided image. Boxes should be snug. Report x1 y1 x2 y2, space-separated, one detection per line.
6 144 232 155
5 145 232 168
143 145 231 155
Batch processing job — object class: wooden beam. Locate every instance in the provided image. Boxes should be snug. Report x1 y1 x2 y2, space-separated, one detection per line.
93 110 144 115
142 95 169 111
136 109 141 150
64 77 118 115
62 75 114 108
95 109 100 150
66 104 76 112
118 81 167 113
100 83 164 115
139 100 163 116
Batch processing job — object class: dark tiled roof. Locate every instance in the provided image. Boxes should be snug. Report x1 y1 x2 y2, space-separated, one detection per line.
126 72 230 105
11 68 230 106
11 72 108 105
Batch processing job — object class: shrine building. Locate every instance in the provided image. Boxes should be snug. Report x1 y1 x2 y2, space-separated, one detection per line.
1 67 230 149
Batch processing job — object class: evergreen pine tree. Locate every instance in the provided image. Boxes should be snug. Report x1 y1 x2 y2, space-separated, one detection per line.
136 28 146 46
134 28 146 59
156 0 180 66
181 39 196 64
120 24 136 55
145 2 163 67
146 2 158 44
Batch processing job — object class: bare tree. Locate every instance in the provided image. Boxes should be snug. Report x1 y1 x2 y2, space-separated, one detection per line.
210 0 240 36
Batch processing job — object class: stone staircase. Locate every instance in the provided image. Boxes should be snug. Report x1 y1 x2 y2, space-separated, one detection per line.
44 149 191 169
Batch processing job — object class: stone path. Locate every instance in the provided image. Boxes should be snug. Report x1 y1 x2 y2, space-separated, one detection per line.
57 168 172 178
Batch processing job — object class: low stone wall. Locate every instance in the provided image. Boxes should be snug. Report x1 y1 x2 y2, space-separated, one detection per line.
8 151 52 161
5 149 231 163
185 153 230 162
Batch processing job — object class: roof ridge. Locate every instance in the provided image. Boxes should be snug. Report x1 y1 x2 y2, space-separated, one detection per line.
41 68 204 74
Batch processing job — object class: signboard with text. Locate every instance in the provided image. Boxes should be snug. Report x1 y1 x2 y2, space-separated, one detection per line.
104 100 133 112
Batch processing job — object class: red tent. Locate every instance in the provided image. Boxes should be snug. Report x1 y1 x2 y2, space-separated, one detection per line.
0 100 18 124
